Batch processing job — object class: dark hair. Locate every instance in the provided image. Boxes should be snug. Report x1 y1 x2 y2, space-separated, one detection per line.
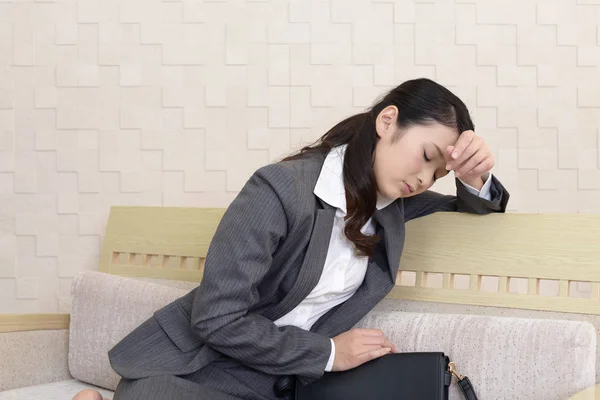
282 78 475 257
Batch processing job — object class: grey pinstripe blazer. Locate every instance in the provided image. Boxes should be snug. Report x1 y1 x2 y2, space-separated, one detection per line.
108 152 509 394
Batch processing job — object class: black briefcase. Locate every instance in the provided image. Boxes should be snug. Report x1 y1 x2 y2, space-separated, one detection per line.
295 352 478 400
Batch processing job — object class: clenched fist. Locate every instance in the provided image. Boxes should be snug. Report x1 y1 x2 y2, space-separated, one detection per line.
331 328 398 372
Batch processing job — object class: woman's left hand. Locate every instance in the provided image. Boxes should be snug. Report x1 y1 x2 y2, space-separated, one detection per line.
445 130 494 189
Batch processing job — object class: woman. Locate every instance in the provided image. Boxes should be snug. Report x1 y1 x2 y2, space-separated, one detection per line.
73 78 508 400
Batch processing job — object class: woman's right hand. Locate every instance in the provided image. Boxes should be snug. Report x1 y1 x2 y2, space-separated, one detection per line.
331 328 398 371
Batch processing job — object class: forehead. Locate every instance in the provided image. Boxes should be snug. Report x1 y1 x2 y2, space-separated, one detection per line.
404 123 459 148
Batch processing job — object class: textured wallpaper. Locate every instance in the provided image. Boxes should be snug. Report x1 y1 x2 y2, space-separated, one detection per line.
0 0 599 313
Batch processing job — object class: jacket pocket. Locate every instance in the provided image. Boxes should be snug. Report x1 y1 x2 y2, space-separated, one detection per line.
153 300 204 353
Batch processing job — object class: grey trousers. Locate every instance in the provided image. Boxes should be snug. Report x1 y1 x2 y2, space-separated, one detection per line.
113 375 240 400
112 357 286 400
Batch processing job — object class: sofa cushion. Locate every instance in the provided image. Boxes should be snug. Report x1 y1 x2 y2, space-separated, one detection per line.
68 271 597 399
0 379 114 400
69 271 189 391
357 310 596 400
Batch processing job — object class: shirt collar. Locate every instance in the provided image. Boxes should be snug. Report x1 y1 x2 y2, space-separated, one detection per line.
313 144 395 215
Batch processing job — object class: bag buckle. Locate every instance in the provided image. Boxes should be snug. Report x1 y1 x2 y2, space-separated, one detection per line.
448 362 464 381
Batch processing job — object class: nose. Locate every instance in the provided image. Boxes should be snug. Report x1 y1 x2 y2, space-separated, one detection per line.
417 166 436 187
415 174 432 190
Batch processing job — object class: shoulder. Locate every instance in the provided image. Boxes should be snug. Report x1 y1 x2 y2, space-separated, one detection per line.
252 152 325 200
243 152 325 221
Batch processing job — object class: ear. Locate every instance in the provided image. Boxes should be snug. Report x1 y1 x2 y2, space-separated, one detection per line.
375 105 399 139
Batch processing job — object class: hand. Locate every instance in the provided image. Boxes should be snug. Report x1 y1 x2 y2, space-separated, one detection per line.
445 130 494 189
331 328 398 372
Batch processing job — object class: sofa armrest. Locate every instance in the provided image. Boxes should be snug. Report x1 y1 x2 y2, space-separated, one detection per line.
357 311 596 400
0 314 71 391
0 313 70 333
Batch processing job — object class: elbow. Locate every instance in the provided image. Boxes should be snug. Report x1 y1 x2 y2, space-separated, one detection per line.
190 314 216 344
190 312 238 346
189 297 222 343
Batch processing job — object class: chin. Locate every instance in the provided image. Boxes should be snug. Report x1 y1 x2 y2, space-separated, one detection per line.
398 188 417 198
384 189 404 199
379 184 404 200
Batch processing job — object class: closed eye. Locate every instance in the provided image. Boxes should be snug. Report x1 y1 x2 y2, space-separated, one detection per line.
423 151 438 181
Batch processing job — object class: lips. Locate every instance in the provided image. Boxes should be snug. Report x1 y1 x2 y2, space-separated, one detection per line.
404 181 414 194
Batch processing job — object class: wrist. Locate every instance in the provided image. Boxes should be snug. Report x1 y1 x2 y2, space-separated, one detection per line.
459 175 484 190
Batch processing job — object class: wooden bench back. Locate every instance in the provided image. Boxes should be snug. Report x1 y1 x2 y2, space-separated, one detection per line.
100 206 600 315
100 207 225 282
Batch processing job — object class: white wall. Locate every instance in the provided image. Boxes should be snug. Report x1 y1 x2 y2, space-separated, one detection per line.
0 0 599 312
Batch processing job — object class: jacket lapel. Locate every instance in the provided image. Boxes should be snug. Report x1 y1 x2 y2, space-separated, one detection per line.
309 259 394 338
308 200 406 338
373 201 406 283
261 203 336 322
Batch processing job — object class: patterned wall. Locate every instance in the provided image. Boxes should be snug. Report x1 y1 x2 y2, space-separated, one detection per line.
0 0 599 313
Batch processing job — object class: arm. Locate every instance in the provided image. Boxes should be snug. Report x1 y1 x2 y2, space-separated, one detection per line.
404 129 510 221
190 164 331 380
404 173 509 222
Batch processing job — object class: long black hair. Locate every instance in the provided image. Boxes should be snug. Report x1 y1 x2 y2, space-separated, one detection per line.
282 78 475 257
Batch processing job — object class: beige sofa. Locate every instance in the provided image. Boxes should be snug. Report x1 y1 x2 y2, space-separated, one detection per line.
0 270 597 400
1 207 600 399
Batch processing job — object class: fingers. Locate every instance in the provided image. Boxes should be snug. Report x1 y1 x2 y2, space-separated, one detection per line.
357 347 392 364
358 344 389 353
447 130 475 165
460 150 494 178
446 131 495 180
333 329 399 371
383 339 399 353
361 337 398 352
361 335 386 345
353 329 398 353
446 133 478 171
379 337 397 352
468 158 494 177
356 328 385 337
454 148 485 178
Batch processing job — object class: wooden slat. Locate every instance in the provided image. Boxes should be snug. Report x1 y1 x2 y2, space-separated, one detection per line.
469 274 480 291
559 280 570 297
100 206 225 276
528 278 540 295
442 273 452 289
498 276 509 293
415 272 425 288
591 283 600 300
0 314 70 333
388 286 600 315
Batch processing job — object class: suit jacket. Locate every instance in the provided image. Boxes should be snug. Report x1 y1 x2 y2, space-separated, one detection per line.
108 151 509 391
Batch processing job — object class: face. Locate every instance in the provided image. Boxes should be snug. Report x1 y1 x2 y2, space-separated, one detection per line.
373 105 459 200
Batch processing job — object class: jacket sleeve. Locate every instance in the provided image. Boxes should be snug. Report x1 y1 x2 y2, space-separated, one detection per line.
190 164 332 380
404 175 510 222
